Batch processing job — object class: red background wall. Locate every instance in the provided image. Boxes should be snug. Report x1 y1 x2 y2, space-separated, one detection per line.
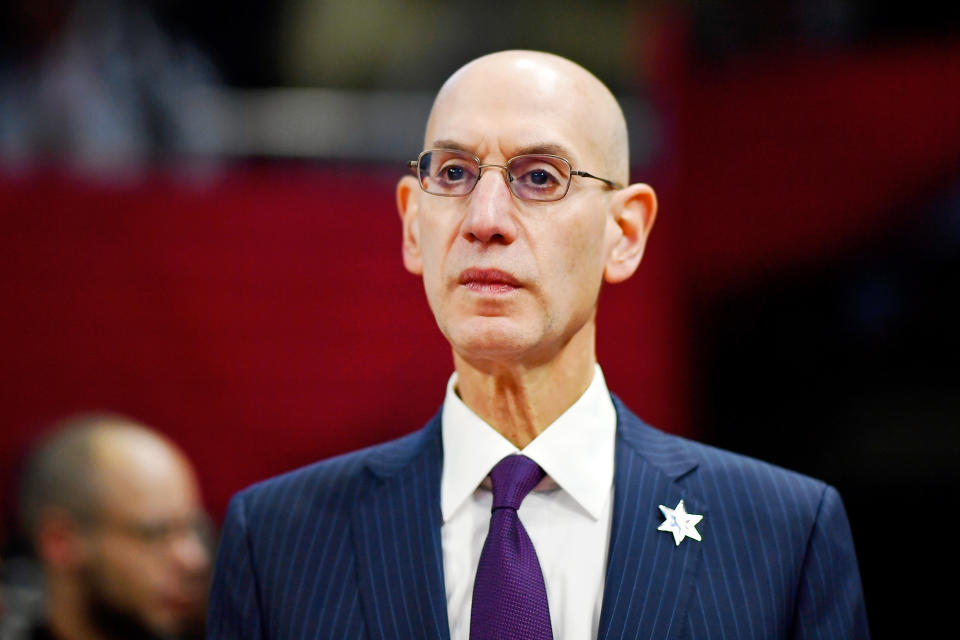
0 164 687 524
2 37 958 530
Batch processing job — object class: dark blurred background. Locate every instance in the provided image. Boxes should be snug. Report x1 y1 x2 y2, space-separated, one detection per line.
1 1 958 637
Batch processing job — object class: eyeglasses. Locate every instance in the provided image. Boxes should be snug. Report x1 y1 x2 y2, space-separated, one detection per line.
408 148 622 202
95 514 214 549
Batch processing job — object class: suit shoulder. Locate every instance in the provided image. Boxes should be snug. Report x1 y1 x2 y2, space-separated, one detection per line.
681 434 827 498
614 396 829 507
230 417 439 520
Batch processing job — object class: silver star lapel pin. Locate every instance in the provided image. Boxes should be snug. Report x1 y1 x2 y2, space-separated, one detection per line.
658 499 703 546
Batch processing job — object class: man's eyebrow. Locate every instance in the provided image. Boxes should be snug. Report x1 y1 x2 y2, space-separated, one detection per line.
429 140 579 163
430 139 472 153
511 142 576 161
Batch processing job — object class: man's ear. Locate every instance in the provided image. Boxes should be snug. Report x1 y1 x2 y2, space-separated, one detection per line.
35 508 88 571
397 175 423 275
604 182 657 284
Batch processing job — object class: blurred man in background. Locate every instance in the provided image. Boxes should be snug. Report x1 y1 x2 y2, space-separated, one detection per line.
13 413 211 640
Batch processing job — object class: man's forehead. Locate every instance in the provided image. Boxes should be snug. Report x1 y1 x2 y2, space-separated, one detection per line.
428 86 590 159
424 51 625 175
427 136 583 164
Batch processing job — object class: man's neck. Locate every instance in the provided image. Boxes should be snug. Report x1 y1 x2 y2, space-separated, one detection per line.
452 324 597 449
45 578 108 640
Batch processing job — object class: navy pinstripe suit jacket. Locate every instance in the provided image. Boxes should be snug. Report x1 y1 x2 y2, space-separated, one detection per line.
207 396 869 639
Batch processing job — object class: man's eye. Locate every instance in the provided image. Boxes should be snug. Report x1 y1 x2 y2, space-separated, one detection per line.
132 523 172 542
520 168 558 187
444 166 465 181
529 170 550 185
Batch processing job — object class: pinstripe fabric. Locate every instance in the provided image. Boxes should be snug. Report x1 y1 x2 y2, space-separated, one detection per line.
598 396 869 639
351 420 449 639
208 411 448 639
208 397 868 639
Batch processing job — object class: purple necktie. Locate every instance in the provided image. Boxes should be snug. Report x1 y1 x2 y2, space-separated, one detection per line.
470 455 553 640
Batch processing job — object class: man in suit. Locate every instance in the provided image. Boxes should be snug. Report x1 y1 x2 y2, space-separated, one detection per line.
207 50 869 639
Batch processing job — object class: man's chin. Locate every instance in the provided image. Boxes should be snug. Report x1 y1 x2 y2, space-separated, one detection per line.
150 614 205 640
82 571 201 640
87 598 164 640
447 323 547 365
89 606 201 640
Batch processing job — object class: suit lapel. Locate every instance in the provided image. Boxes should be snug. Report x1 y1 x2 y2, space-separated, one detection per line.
351 414 451 640
598 397 706 640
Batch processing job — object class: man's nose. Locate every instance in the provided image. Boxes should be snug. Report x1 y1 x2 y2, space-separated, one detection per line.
460 167 518 244
170 528 211 576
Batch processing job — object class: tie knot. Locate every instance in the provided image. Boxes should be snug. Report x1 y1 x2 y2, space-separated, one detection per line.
489 455 545 511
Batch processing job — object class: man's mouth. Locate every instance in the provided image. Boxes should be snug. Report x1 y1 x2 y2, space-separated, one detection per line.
458 268 522 294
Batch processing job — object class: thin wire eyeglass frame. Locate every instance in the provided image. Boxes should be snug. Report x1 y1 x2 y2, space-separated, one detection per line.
407 148 622 202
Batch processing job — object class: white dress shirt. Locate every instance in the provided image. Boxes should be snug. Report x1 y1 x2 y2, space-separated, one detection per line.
441 364 617 640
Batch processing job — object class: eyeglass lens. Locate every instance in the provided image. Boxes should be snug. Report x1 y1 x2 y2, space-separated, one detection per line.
418 149 572 201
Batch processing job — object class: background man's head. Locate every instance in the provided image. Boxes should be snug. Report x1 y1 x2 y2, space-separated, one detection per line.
397 50 656 370
20 413 211 640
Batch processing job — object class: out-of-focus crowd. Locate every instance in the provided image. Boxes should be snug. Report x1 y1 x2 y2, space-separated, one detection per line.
0 0 222 174
0 413 212 640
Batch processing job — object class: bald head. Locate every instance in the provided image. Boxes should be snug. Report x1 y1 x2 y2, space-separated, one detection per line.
426 50 630 185
19 413 198 542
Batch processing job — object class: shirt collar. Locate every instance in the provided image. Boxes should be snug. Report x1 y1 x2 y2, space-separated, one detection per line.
441 364 616 522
